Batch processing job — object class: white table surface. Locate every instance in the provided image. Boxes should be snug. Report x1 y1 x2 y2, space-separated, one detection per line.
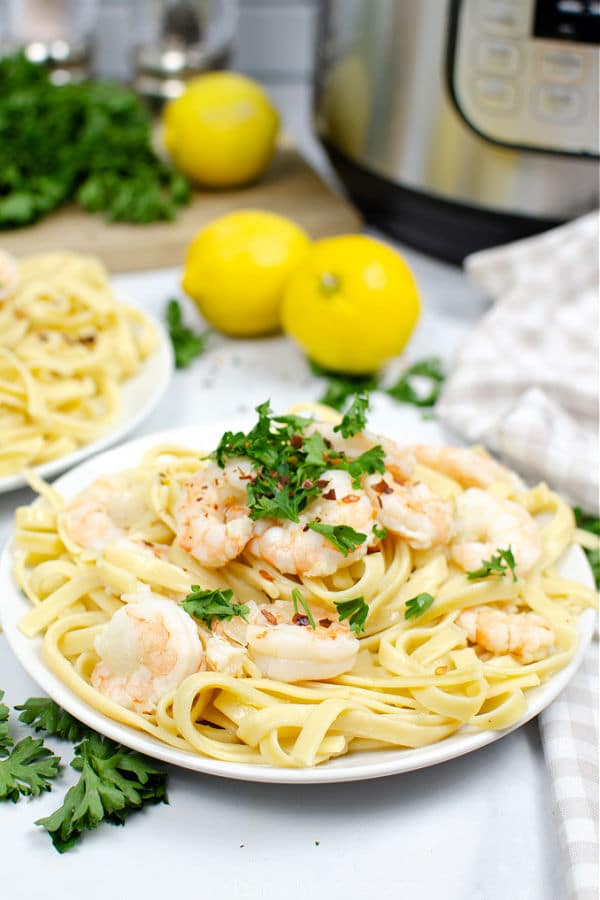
0 252 567 900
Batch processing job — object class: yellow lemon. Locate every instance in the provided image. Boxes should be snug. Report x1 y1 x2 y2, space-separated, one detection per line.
182 210 311 337
163 72 279 187
281 235 420 373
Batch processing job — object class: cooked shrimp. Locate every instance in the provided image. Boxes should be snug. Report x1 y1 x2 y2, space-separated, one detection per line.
0 249 18 301
457 606 555 663
365 472 452 549
175 459 254 567
452 488 541 575
310 422 415 482
63 473 149 551
247 469 377 576
91 587 204 713
411 445 521 489
206 599 359 682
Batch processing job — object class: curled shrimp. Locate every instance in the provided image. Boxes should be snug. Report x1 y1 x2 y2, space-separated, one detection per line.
309 422 415 482
452 488 541 575
364 472 452 549
0 249 19 301
91 586 204 713
206 599 359 682
411 445 521 489
247 469 377 576
175 459 254 567
457 606 555 663
63 473 149 551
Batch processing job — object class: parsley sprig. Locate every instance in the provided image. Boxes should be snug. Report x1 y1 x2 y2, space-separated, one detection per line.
308 522 367 556
0 690 61 803
182 586 249 627
574 507 600 588
16 697 87 743
404 593 435 620
334 394 369 438
334 597 369 635
386 357 446 408
36 732 167 853
213 399 383 524
166 299 208 369
466 547 517 582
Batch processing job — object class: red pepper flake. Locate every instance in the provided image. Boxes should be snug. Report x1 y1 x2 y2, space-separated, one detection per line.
372 479 393 495
302 479 314 489
367 546 380 555
342 494 360 504
280 474 290 485
259 569 274 582
318 618 333 628
302 524 309 532
78 334 96 346
290 434 303 449
322 489 337 501
292 613 310 627
316 479 329 489
261 608 277 625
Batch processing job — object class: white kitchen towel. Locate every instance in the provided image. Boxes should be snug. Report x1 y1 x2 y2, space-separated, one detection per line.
436 211 599 514
437 212 599 900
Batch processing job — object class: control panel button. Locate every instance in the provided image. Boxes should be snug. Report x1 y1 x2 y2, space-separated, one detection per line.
540 49 585 83
479 1 531 37
477 39 521 76
472 77 517 112
532 84 584 122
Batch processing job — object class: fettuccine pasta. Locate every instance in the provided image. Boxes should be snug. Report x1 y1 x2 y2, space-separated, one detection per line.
12 404 597 768
0 250 157 476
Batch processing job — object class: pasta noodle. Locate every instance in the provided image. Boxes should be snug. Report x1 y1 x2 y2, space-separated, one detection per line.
0 251 157 476
12 412 598 769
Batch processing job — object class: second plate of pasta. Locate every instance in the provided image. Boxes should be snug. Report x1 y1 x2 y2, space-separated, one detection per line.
0 412 596 783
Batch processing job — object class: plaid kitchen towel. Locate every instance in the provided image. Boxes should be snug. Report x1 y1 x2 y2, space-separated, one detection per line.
436 211 599 515
437 212 599 900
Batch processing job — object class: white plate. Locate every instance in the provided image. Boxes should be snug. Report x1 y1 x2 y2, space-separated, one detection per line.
0 304 173 494
0 425 595 784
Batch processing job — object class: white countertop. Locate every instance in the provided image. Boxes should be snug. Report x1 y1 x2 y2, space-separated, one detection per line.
0 251 567 900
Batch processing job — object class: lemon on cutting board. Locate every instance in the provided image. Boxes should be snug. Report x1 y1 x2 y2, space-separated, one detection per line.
281 235 420 374
163 72 280 188
182 210 311 337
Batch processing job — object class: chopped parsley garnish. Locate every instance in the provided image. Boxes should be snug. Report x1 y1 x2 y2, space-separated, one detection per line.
291 588 316 629
182 586 249 627
36 732 167 853
16 698 88 743
334 597 369 635
404 592 435 620
334 393 370 438
213 400 382 524
308 522 367 556
0 691 10 754
574 507 600 587
373 524 387 540
166 299 208 369
387 357 445 408
466 546 517 582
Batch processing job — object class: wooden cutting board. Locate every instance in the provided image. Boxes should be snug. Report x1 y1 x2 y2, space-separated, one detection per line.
0 139 361 273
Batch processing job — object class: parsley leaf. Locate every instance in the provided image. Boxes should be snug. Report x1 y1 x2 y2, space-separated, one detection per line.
334 597 369 635
165 299 208 369
0 691 11 754
341 445 386 487
291 588 316 629
387 357 445 408
574 507 600 587
16 698 87 743
307 522 367 556
334 393 369 438
0 736 61 803
466 546 517 582
404 593 435 620
373 523 387 540
36 732 167 852
309 360 379 412
182 586 249 627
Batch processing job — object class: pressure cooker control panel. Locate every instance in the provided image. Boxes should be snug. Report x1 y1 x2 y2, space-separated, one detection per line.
449 0 599 155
